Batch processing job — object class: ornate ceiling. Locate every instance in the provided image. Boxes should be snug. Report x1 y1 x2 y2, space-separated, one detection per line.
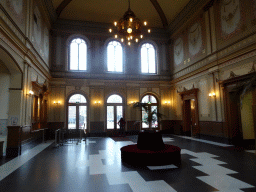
51 0 191 29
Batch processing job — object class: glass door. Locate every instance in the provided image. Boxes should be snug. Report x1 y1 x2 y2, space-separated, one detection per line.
106 94 124 130
67 94 87 129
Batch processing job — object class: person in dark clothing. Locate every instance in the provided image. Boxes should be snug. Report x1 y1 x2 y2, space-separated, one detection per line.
118 117 126 136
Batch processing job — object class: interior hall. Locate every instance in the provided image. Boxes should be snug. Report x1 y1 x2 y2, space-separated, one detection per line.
0 0 256 191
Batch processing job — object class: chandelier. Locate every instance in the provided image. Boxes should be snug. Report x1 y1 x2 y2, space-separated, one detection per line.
109 0 151 45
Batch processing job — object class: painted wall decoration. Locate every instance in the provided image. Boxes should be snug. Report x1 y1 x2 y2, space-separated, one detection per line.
3 0 26 32
174 37 184 65
221 0 241 35
43 27 49 63
33 5 42 47
188 22 203 56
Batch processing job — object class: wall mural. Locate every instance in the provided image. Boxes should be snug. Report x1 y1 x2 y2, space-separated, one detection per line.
43 27 49 63
220 0 241 36
174 37 184 65
188 22 203 56
33 5 42 47
4 0 25 32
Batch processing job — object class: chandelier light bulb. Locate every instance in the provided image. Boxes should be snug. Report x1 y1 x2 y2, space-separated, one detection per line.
111 1 150 45
127 27 132 33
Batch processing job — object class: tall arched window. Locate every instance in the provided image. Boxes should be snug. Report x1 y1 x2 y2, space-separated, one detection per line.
69 38 87 70
67 94 87 129
141 43 156 74
106 94 124 130
107 41 123 72
141 94 158 129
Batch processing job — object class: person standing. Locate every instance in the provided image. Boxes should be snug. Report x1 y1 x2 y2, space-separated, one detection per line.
118 117 126 136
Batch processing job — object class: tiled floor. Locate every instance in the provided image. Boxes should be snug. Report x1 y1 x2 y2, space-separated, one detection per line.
0 135 255 192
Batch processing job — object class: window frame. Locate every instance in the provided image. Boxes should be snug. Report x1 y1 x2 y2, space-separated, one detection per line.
67 36 90 72
106 40 125 73
66 93 89 130
140 94 159 130
139 41 158 75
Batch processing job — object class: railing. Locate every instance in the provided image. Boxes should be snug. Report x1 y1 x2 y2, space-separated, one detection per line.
54 129 85 148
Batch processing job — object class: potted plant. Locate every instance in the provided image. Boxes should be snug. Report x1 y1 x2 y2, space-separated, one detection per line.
133 102 165 150
133 102 164 132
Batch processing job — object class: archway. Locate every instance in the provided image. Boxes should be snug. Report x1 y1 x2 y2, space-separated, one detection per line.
106 94 124 130
141 94 159 129
67 94 88 130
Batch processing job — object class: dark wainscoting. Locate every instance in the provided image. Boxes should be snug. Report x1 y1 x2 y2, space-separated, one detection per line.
47 122 64 139
199 121 225 137
90 121 104 133
6 126 46 157
89 121 105 137
168 120 183 135
127 121 140 131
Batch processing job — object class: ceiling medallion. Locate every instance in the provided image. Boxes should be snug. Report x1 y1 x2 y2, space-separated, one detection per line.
109 0 151 45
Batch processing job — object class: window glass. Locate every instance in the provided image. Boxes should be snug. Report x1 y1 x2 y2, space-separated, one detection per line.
107 41 123 72
141 95 157 103
141 43 156 73
70 38 87 70
69 94 87 103
107 94 122 103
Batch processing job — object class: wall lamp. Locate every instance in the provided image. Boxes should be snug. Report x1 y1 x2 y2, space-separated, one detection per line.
53 101 61 104
164 101 171 104
27 90 34 96
94 101 101 104
209 92 216 97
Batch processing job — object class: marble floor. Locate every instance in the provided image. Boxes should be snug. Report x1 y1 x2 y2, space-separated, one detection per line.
0 135 255 192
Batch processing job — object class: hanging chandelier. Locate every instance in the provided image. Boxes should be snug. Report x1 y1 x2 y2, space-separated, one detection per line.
109 0 151 45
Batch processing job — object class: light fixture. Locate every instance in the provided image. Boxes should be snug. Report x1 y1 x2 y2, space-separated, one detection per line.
53 101 61 104
164 101 171 104
109 0 151 45
27 90 34 96
209 93 216 97
94 101 101 104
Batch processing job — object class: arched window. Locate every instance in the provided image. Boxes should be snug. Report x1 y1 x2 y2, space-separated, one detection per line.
141 43 156 74
107 41 123 72
67 94 87 129
141 94 158 129
106 94 124 130
69 38 87 71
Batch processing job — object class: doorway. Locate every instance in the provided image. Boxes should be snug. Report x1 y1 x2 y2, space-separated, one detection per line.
179 88 199 137
106 94 124 130
67 94 87 130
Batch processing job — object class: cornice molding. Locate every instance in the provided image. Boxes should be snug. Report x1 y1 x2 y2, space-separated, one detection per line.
167 0 208 35
51 19 169 40
42 0 57 24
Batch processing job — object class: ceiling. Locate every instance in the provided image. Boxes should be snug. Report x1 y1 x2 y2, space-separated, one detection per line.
51 0 191 29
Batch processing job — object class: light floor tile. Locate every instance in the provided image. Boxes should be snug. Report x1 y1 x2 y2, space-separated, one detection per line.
147 165 178 170
147 180 177 192
177 136 233 147
246 150 256 153
193 165 238 176
0 141 54 181
197 175 254 191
